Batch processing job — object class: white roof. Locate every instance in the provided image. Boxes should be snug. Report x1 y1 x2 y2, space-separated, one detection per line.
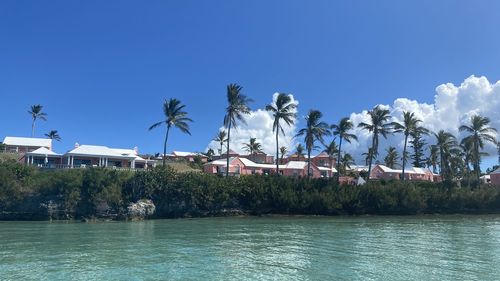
349 165 368 172
66 145 136 159
3 136 52 148
25 147 61 156
172 151 194 157
207 157 322 171
375 165 432 175
377 165 397 173
318 166 338 173
284 161 308 170
111 148 138 156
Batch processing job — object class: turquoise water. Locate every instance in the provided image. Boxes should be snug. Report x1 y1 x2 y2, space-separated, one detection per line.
1 216 500 280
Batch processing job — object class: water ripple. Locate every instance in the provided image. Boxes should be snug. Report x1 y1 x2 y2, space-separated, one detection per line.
1 215 500 280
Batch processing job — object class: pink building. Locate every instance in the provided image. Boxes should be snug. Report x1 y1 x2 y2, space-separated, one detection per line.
491 168 500 186
203 157 335 178
370 164 439 182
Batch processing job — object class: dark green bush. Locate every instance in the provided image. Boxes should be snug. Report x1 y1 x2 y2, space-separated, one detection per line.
1 161 500 219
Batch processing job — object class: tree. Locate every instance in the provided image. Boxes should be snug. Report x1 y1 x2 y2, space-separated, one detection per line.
362 148 376 166
433 130 457 181
205 148 215 161
266 93 297 174
340 153 355 174
331 117 357 182
323 139 339 174
149 98 193 166
296 110 330 177
393 112 424 181
28 104 47 137
242 138 262 155
223 83 252 177
213 130 227 155
410 127 429 168
384 146 399 169
279 146 288 164
45 130 61 141
459 138 475 186
459 115 498 182
427 145 439 174
358 106 393 179
295 144 305 160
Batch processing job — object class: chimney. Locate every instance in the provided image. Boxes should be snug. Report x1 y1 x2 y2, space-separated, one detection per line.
134 146 139 154
74 142 80 148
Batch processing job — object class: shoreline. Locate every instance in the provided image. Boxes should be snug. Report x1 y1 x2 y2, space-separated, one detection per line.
2 209 500 222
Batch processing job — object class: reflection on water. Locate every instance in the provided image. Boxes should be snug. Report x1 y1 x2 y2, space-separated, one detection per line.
1 215 500 280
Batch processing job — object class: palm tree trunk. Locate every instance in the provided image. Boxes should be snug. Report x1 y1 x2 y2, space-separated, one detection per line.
307 149 311 178
336 137 343 184
402 135 408 181
31 119 35 137
163 125 171 167
275 129 279 175
367 136 376 180
226 121 232 177
440 148 445 180
474 139 480 183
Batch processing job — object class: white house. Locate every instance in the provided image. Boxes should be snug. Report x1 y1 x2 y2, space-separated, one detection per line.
2 136 52 153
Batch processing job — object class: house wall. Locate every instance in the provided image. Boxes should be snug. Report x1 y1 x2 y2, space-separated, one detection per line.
312 157 336 168
370 166 400 180
491 173 500 186
4 145 50 154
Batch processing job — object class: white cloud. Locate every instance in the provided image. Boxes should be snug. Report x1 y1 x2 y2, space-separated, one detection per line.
343 75 500 165
206 76 499 167
206 93 299 155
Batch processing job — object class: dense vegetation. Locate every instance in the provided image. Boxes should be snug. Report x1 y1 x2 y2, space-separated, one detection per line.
1 160 500 220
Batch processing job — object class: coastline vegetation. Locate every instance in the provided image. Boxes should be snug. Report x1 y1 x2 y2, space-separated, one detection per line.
1 160 499 220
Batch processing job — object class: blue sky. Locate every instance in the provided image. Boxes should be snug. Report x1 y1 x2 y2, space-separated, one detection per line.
1 1 500 167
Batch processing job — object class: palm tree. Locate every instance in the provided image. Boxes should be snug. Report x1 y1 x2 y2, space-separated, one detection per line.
213 130 227 155
433 130 457 181
384 146 399 169
358 106 393 179
28 104 47 137
279 146 288 164
332 117 357 182
242 137 262 155
459 115 498 182
295 144 305 160
149 98 193 166
427 145 439 174
393 111 424 181
341 153 355 174
224 83 252 177
205 148 215 161
296 110 330 177
362 148 376 166
266 93 297 174
323 139 339 174
45 130 61 141
459 138 475 186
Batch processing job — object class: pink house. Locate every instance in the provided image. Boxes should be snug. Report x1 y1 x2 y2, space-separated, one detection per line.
491 168 500 186
370 164 439 182
203 157 334 178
